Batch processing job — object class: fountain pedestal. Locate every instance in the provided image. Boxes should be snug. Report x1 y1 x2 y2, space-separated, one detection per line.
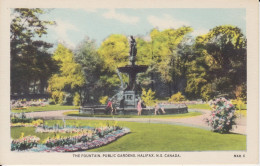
114 36 148 108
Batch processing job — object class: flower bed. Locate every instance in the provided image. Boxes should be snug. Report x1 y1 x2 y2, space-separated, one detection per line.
11 99 48 110
11 135 40 151
11 112 43 127
11 112 33 123
35 125 94 133
11 125 130 152
11 119 43 127
41 128 130 152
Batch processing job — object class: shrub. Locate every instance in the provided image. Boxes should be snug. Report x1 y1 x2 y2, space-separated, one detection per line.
11 113 33 123
234 84 246 101
11 119 44 127
11 117 33 123
231 98 246 111
206 98 236 133
51 91 64 104
99 96 108 105
168 92 186 102
48 98 56 105
73 92 81 106
141 88 157 107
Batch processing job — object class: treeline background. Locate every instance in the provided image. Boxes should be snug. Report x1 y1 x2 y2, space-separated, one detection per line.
10 9 247 105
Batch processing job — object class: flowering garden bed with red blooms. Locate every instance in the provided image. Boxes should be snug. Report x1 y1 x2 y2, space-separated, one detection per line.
41 128 130 152
11 135 40 151
11 99 48 110
11 125 130 152
206 98 236 133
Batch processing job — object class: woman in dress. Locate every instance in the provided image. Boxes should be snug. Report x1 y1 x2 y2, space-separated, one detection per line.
154 103 159 115
137 99 142 116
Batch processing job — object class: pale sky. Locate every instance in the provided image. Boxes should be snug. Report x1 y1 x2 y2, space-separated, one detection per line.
37 8 246 50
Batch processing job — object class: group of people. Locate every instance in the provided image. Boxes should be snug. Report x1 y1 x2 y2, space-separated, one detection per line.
105 98 166 116
137 100 166 116
154 103 166 115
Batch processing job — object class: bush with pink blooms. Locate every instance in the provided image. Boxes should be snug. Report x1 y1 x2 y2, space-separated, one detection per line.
206 98 236 133
11 123 130 152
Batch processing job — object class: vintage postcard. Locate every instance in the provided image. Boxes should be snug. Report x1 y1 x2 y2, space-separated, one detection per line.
0 0 258 165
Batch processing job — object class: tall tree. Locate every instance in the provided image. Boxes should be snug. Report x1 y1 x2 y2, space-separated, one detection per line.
135 38 154 89
10 8 56 95
98 34 129 72
136 27 193 97
186 25 247 100
74 37 103 104
98 34 129 95
48 44 85 104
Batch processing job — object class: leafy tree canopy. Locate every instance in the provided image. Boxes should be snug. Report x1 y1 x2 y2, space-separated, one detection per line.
186 25 246 100
11 8 56 94
98 34 129 94
48 44 85 104
74 37 104 104
98 34 129 72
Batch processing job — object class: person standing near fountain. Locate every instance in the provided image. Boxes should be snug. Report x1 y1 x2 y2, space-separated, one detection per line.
111 100 117 115
137 99 142 116
105 99 113 115
120 96 125 110
154 103 159 115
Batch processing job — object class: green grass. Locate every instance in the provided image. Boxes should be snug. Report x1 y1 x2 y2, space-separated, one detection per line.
63 110 202 119
11 119 246 151
188 104 212 110
11 127 78 143
188 103 247 111
11 105 79 113
187 104 247 117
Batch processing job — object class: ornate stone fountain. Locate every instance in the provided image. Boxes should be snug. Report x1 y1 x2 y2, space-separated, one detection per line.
79 36 188 115
115 36 148 108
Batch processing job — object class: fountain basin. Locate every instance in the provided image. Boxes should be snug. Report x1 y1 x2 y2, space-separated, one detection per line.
79 104 188 115
118 65 148 73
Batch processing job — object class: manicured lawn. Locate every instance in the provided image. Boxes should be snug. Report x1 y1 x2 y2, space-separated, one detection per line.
188 104 212 110
187 104 247 117
188 103 247 112
63 110 202 119
11 120 246 151
11 105 79 113
11 127 78 144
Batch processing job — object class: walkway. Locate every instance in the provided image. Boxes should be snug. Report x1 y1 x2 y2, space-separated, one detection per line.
25 109 246 135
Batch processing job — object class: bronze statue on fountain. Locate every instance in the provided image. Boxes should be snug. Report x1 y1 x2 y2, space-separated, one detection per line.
116 36 148 108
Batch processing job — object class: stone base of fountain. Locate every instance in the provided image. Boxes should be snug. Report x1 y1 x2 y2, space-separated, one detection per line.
79 104 188 115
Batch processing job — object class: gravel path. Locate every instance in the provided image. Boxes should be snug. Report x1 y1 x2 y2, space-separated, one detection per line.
24 109 246 135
